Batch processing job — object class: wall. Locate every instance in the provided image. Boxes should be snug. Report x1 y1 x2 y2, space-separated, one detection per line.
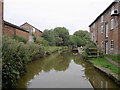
89 2 119 55
3 24 29 40
21 23 42 37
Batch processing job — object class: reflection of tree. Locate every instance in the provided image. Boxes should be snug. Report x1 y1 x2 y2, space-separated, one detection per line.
54 53 72 71
17 51 72 88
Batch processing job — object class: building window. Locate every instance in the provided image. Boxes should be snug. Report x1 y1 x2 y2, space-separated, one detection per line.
93 23 95 28
101 25 103 33
111 6 114 14
111 19 114 30
111 40 114 49
101 15 104 23
101 41 103 48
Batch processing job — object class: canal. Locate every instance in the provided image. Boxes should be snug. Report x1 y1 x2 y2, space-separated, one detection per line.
17 51 119 88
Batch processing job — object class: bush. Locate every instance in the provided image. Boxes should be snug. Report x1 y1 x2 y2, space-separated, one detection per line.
25 43 45 61
2 36 45 88
2 38 27 88
33 34 49 46
13 35 27 44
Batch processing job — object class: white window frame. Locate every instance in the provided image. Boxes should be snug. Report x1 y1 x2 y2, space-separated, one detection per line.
111 19 114 30
111 6 114 14
101 15 104 23
101 25 103 33
105 22 108 38
111 40 114 49
101 41 103 48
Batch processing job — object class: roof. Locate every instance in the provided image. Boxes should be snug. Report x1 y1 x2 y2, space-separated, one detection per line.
20 22 42 33
4 20 29 33
89 1 119 27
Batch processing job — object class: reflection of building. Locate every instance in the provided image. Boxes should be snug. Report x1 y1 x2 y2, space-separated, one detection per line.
89 0 120 55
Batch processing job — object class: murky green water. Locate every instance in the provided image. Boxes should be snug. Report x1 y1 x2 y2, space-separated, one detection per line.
17 51 119 88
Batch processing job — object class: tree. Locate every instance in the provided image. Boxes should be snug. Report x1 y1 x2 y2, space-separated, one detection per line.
41 29 55 46
74 30 90 41
54 27 70 46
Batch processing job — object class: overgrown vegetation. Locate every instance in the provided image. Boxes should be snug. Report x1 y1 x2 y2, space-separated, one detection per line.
13 35 27 44
105 54 120 63
91 58 119 74
2 36 45 88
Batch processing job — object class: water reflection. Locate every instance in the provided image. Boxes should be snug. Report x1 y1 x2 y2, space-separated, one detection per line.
17 51 119 88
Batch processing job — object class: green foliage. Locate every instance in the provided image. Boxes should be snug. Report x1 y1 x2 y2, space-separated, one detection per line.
13 35 27 44
91 58 119 74
54 27 70 46
69 30 90 47
74 30 90 41
2 38 27 88
69 35 85 46
42 27 70 46
42 29 56 46
2 36 45 88
33 34 49 46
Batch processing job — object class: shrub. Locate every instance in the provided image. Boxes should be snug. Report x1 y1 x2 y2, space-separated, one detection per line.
2 38 27 88
25 43 45 61
2 36 45 88
33 34 49 46
13 35 27 44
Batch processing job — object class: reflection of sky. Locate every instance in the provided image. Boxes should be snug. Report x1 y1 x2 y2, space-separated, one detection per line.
27 59 92 88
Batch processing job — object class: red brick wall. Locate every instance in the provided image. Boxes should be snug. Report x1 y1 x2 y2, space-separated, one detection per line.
16 28 29 40
35 29 42 37
89 2 120 55
21 23 42 37
3 24 15 36
3 24 29 40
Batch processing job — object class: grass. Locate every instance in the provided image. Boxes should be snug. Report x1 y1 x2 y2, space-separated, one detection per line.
91 58 119 74
105 54 120 63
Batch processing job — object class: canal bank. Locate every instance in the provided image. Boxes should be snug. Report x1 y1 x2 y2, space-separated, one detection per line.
17 51 119 88
88 60 120 86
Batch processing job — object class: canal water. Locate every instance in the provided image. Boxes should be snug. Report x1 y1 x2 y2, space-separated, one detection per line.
17 51 119 88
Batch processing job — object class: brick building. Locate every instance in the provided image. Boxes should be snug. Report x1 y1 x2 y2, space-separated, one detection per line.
3 21 29 40
89 0 120 55
20 22 42 38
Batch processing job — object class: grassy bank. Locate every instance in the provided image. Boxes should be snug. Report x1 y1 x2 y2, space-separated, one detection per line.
91 58 119 74
105 54 120 63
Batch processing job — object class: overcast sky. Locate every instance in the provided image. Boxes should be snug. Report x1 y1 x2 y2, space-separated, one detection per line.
4 0 114 35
